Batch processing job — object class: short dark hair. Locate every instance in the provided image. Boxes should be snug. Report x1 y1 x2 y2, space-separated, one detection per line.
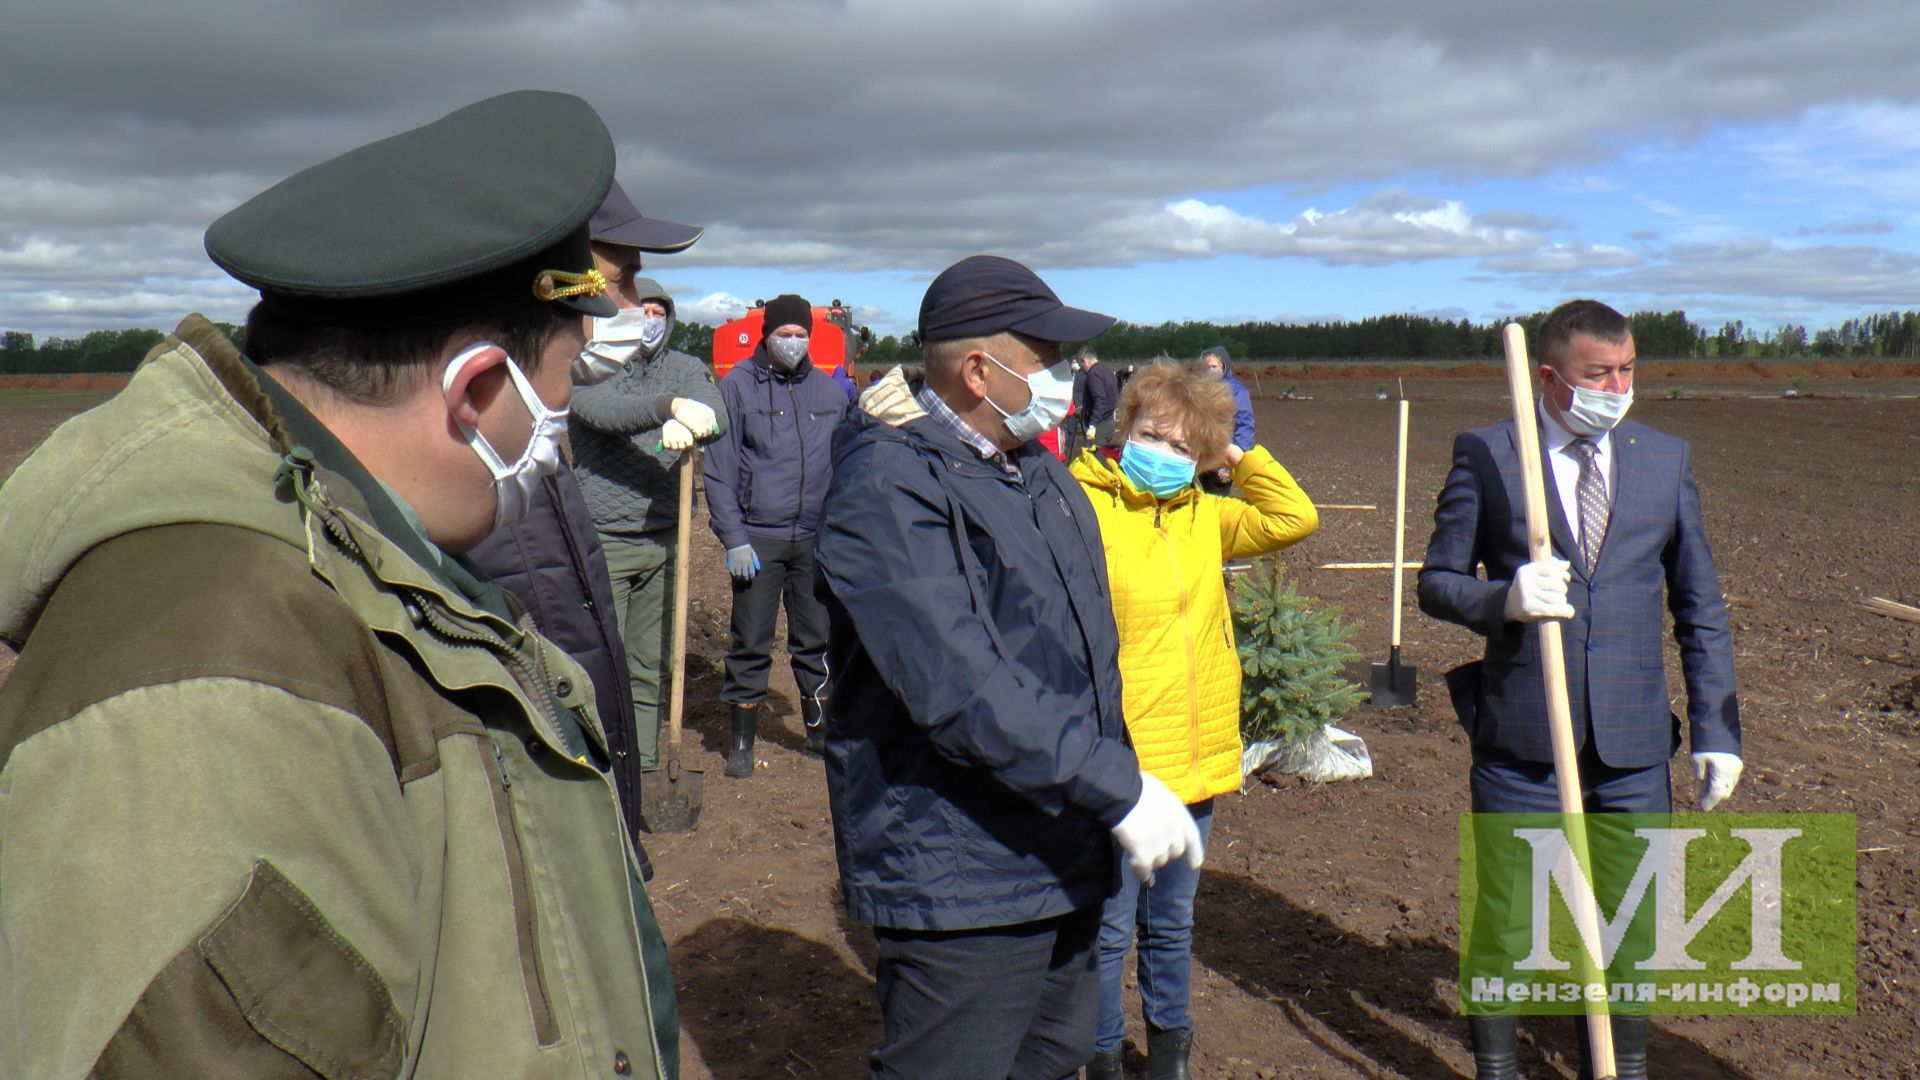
1537 299 1630 368
245 301 578 404
922 331 1060 382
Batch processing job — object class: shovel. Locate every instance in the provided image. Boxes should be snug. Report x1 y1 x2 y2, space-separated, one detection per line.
639 448 703 832
1370 398 1418 706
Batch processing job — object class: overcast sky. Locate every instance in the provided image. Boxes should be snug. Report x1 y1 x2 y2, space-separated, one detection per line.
5 0 1920 340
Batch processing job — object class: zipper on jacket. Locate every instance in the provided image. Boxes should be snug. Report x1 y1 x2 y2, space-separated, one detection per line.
295 474 576 1050
406 587 578 761
1157 511 1204 775
484 736 562 1046
790 379 805 543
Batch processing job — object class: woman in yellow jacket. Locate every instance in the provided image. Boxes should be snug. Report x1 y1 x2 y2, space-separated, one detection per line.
1072 362 1318 1080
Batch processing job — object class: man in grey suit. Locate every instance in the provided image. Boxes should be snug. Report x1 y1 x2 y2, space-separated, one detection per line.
1418 299 1744 1080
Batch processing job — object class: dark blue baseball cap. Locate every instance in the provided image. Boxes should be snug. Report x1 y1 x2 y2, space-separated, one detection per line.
590 179 704 252
917 255 1114 344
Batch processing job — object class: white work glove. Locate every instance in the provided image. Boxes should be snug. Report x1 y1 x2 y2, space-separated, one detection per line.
1693 752 1744 811
1111 772 1204 885
669 397 719 438
659 418 696 451
1503 558 1575 622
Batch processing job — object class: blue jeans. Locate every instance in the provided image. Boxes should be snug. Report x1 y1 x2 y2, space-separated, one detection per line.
1095 799 1213 1052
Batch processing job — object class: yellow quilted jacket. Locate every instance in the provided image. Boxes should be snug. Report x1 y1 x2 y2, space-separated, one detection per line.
1071 446 1319 803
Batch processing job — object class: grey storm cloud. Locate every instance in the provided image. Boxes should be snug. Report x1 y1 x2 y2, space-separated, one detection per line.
1513 239 1920 308
5 0 1920 334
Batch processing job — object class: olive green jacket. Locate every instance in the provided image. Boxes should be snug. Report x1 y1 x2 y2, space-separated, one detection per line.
0 316 672 1079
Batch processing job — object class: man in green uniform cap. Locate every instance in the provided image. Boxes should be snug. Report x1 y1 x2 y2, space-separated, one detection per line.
0 90 678 1078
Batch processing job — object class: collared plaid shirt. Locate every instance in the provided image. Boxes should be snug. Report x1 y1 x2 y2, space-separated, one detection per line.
916 384 1021 477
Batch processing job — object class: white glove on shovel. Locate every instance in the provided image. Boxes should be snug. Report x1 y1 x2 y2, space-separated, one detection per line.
1111 772 1204 885
1693 752 1744 811
660 419 696 451
669 397 720 438
1504 558 1575 622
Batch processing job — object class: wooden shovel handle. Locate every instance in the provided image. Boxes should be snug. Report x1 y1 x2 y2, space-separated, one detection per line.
667 448 696 757
1390 398 1409 647
1502 324 1617 1079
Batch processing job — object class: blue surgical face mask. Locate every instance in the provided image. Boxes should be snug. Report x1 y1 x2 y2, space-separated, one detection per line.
1119 439 1197 498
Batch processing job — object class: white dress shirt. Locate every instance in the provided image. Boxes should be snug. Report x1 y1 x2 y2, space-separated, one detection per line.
1538 400 1611 553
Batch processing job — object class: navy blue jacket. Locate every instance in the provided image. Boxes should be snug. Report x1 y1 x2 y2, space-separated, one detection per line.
464 460 651 874
1417 415 1741 768
814 393 1142 931
1205 347 1257 450
704 348 846 549
831 365 859 403
1081 361 1119 427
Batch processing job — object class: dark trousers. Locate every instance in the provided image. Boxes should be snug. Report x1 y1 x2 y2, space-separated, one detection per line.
871 907 1102 1080
1467 748 1669 1072
1468 747 1673 815
723 534 830 704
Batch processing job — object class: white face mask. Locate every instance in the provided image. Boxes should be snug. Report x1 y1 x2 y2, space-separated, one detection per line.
575 309 649 384
1560 384 1634 436
982 351 1074 441
768 334 811 370
443 343 569 532
638 313 670 353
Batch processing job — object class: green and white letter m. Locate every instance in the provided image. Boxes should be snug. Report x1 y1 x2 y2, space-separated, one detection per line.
1459 813 1856 1015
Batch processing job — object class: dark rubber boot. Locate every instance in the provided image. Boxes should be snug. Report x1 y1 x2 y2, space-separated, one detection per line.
1145 1027 1191 1080
1469 1016 1518 1080
800 694 827 759
725 704 756 779
1575 1013 1650 1080
1084 1047 1123 1080
1611 1015 1650 1080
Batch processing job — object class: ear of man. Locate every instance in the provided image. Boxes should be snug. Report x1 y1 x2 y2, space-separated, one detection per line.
441 343 512 429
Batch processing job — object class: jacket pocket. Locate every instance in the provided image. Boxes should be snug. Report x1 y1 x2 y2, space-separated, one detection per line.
482 737 562 1046
91 859 405 1080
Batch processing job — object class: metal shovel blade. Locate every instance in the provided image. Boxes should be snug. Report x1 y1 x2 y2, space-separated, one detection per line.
1370 647 1419 707
639 754 703 833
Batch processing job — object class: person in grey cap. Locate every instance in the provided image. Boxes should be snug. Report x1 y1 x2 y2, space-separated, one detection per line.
814 254 1203 1080
0 91 677 1079
567 195 724 779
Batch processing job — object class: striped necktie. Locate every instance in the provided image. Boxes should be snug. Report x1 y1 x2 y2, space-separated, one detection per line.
1571 438 1609 570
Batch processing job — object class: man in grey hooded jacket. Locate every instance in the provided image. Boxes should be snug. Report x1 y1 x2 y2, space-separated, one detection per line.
572 278 725 770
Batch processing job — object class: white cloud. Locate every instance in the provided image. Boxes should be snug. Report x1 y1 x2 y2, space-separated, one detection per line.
678 291 752 327
4 1 1920 333
1075 191 1552 267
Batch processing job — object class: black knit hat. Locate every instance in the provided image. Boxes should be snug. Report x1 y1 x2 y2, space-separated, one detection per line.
761 294 813 338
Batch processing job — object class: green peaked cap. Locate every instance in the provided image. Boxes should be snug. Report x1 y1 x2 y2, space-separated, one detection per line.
206 89 616 327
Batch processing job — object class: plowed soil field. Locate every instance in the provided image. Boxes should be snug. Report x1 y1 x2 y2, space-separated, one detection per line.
4 375 1917 1078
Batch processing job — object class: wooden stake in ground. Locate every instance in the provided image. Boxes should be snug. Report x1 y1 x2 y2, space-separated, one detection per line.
1862 596 1920 624
1502 323 1617 1079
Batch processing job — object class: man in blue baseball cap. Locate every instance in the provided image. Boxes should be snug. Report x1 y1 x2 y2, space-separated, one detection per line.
814 255 1203 1079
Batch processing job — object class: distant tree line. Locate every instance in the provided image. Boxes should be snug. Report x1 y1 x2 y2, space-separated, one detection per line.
1071 309 1920 364
7 309 1919 374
